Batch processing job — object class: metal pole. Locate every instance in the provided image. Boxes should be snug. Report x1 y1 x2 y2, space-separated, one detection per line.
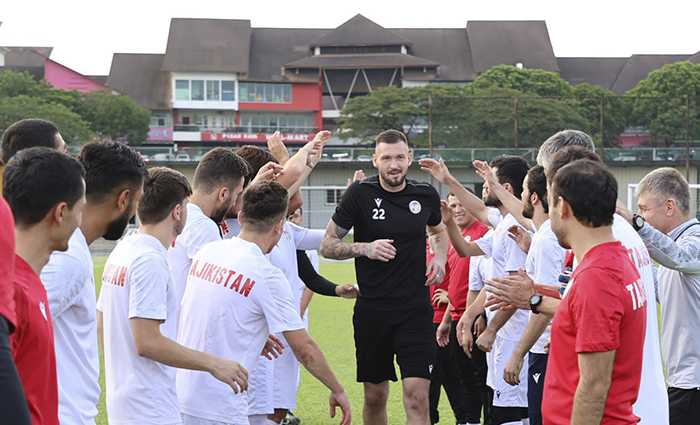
428 92 433 155
513 97 519 148
686 95 691 180
599 96 606 158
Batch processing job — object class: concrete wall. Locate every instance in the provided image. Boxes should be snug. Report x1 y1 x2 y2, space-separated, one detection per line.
161 161 700 229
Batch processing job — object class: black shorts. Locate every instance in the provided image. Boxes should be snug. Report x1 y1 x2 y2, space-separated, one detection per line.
353 302 435 383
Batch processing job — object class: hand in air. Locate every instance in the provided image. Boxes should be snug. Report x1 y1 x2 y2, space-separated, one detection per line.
266 131 289 164
418 158 452 184
508 225 532 254
251 162 284 185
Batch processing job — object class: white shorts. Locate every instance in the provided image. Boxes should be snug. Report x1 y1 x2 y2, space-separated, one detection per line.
246 333 301 414
488 335 528 408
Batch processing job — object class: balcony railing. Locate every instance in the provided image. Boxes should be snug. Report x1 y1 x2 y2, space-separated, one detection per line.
173 125 317 135
135 146 698 165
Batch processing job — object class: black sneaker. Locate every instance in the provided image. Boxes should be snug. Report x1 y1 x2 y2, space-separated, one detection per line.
281 412 301 425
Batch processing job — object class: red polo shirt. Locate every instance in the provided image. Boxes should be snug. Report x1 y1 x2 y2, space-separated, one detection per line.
0 197 16 329
448 221 489 321
542 241 646 425
11 255 59 425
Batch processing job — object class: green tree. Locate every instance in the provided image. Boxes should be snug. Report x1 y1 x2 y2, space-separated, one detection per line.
0 96 93 144
77 92 150 143
472 65 574 98
627 61 700 145
570 83 629 146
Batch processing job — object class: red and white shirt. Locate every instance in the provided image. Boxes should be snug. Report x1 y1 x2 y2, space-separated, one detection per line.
543 241 647 425
0 197 16 328
448 221 489 321
12 255 59 425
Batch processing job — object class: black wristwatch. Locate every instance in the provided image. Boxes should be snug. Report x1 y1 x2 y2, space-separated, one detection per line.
632 214 645 232
529 294 543 314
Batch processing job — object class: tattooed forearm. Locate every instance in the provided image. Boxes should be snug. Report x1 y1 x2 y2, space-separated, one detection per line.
320 221 368 260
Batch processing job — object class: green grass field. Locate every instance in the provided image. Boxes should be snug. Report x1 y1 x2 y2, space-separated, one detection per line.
93 257 457 425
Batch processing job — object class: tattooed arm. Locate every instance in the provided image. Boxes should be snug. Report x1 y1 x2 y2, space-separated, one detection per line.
320 220 396 262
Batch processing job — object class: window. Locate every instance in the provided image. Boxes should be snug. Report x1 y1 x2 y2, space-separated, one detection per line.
239 83 292 103
206 81 220 101
239 112 315 134
222 81 236 101
191 80 204 101
175 80 189 101
325 189 344 205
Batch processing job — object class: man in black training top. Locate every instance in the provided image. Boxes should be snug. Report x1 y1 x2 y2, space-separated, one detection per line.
321 129 449 425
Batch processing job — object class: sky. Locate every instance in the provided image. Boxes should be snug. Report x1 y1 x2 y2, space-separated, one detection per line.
1 0 699 76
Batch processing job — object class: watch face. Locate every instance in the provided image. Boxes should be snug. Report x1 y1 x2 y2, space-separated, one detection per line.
633 215 645 229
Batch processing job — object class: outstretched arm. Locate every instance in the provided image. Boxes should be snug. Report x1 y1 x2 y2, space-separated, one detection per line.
473 160 534 231
320 220 396 262
419 158 491 225
440 200 485 258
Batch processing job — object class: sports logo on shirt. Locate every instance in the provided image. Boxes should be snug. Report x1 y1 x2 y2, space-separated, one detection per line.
409 200 422 214
428 364 433 374
39 302 47 321
374 198 382 208
533 373 541 384
372 198 386 220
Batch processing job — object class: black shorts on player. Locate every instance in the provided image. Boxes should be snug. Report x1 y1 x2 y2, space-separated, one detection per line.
353 302 435 383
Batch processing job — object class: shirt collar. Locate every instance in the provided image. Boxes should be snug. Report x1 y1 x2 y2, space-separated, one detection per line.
669 218 700 239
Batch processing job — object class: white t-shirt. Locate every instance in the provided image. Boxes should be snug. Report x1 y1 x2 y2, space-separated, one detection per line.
168 203 221 310
41 229 98 425
476 213 529 341
564 215 668 425
176 237 305 423
525 220 566 354
97 233 180 425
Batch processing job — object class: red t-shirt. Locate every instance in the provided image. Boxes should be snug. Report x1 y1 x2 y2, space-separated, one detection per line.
448 221 489 320
426 240 450 323
542 241 647 425
0 197 16 328
11 255 59 425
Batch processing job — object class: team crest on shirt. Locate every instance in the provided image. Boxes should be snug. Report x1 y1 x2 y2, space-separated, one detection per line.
374 198 382 208
409 200 422 214
39 302 47 321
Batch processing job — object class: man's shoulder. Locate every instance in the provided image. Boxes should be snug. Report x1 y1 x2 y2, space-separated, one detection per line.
405 179 439 195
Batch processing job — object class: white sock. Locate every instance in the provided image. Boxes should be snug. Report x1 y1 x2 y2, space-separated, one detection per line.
521 419 530 425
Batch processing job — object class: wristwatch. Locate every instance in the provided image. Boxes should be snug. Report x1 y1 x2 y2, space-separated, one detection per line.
529 294 543 314
632 214 645 232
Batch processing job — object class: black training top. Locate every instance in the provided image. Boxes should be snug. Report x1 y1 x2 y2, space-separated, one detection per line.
332 175 441 310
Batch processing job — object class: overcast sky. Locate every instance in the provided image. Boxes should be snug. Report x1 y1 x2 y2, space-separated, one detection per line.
2 0 699 75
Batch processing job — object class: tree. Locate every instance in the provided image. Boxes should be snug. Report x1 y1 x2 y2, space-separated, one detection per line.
627 61 700 145
0 96 93 144
77 92 150 143
0 70 150 145
570 83 628 146
472 65 574 98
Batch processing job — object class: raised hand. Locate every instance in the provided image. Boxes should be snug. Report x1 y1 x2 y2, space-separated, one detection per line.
251 161 284 185
508 225 532 254
365 239 396 262
346 169 366 187
418 158 452 184
266 131 289 164
473 160 496 185
305 130 332 168
440 200 454 225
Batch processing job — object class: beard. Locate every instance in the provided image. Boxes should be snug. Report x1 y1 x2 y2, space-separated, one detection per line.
381 170 406 188
210 202 231 225
551 224 571 249
522 200 535 219
174 216 186 236
484 193 502 208
103 211 132 241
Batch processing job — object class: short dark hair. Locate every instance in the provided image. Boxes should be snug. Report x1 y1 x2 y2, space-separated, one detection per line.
78 141 147 202
138 167 192 225
551 159 617 228
3 147 85 226
234 145 275 178
1 119 60 164
194 148 250 193
526 165 549 213
241 182 289 232
375 129 408 147
546 146 602 182
490 155 529 198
